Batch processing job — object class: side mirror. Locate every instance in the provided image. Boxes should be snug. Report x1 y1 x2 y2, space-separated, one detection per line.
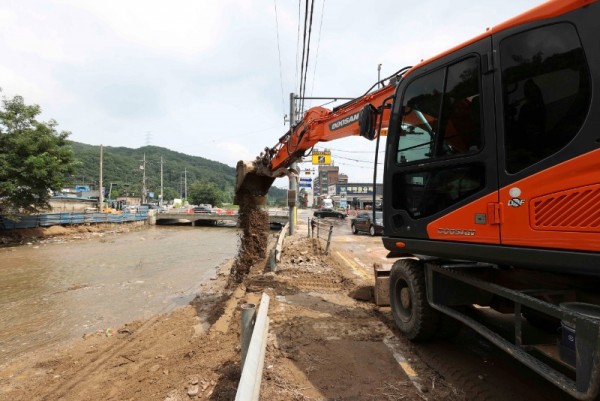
358 104 378 140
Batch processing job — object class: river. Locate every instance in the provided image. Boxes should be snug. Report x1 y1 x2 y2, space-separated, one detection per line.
0 225 240 366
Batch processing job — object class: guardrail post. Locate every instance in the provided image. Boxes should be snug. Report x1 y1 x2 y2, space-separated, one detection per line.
240 303 257 369
325 225 334 255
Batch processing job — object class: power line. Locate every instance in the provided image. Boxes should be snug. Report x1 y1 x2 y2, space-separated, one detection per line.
298 0 309 103
332 161 381 169
335 155 382 164
295 0 301 99
273 0 286 117
308 0 326 108
300 0 316 112
326 147 385 154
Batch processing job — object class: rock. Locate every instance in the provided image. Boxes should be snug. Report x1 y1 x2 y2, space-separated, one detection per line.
187 385 199 396
163 390 181 401
149 364 160 372
190 377 199 385
349 285 374 302
192 322 210 337
415 383 429 393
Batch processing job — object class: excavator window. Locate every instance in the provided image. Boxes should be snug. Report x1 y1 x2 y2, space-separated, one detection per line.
393 164 485 218
396 68 444 164
500 23 591 174
393 55 485 218
439 56 482 155
397 56 482 164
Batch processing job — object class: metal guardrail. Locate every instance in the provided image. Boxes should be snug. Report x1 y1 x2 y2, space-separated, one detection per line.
235 293 270 401
309 217 334 255
0 211 148 229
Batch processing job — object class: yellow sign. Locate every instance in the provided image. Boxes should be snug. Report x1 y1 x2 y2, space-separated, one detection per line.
312 151 332 165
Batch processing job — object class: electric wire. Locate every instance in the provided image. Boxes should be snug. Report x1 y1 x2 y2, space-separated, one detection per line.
325 147 385 154
300 0 315 113
298 0 309 107
308 0 326 108
295 0 302 100
334 155 381 164
273 0 286 118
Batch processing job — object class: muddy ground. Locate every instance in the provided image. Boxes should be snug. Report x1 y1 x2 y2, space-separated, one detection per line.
0 221 146 246
0 219 464 401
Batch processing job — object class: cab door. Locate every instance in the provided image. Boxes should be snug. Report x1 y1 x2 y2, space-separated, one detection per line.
493 16 597 253
383 37 501 250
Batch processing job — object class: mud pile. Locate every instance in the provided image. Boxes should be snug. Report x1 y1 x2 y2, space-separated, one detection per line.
228 191 269 285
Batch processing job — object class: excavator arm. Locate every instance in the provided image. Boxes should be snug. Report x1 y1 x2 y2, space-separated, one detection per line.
235 70 408 204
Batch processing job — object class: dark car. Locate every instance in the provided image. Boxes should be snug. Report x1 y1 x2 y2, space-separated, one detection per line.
193 206 212 214
313 208 346 219
351 211 383 236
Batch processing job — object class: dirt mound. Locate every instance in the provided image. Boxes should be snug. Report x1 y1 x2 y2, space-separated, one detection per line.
0 221 145 246
44 225 70 236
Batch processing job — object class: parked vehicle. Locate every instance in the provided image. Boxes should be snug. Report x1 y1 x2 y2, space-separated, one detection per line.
321 197 334 210
351 211 383 236
313 209 346 219
193 206 212 214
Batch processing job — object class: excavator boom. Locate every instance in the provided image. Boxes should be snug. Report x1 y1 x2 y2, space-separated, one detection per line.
234 72 406 203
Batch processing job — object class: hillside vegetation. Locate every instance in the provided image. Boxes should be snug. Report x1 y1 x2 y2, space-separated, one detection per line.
69 142 287 205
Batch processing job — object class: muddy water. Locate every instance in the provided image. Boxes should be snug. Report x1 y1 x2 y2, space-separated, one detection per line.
0 225 240 365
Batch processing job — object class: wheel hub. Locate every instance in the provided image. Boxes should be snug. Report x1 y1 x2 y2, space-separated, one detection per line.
400 287 411 310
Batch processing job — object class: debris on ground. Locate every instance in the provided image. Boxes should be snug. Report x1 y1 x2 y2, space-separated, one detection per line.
0 219 463 401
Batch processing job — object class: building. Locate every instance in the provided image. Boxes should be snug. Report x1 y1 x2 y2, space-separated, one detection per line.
337 182 383 210
312 165 339 197
311 166 381 209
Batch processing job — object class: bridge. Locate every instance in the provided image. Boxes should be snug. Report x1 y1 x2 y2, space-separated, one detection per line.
153 210 288 226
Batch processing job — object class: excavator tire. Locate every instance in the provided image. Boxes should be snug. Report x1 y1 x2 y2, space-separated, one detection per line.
389 259 440 341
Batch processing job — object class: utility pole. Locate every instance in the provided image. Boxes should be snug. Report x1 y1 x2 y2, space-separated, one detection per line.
142 153 147 204
180 173 183 199
99 144 103 210
160 157 164 207
289 92 298 235
184 168 187 200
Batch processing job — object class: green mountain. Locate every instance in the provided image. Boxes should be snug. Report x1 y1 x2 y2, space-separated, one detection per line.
68 142 287 205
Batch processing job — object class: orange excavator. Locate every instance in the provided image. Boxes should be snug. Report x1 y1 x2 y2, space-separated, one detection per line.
235 0 600 398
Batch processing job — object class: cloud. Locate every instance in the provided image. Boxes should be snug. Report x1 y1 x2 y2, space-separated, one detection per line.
0 0 542 185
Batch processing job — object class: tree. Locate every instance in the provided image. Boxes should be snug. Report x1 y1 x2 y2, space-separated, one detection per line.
162 187 179 203
188 180 223 207
0 94 76 214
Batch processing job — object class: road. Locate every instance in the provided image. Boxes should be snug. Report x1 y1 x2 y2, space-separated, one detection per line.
300 208 576 401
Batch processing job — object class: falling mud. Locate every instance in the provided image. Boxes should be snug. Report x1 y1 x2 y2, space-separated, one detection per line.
228 191 269 285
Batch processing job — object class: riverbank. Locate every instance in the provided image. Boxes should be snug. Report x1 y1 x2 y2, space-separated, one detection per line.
0 225 464 401
0 221 147 247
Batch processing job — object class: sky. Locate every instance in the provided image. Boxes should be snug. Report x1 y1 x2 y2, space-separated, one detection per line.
0 0 542 188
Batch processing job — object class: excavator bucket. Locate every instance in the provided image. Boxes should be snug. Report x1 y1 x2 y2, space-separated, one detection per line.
234 160 275 205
